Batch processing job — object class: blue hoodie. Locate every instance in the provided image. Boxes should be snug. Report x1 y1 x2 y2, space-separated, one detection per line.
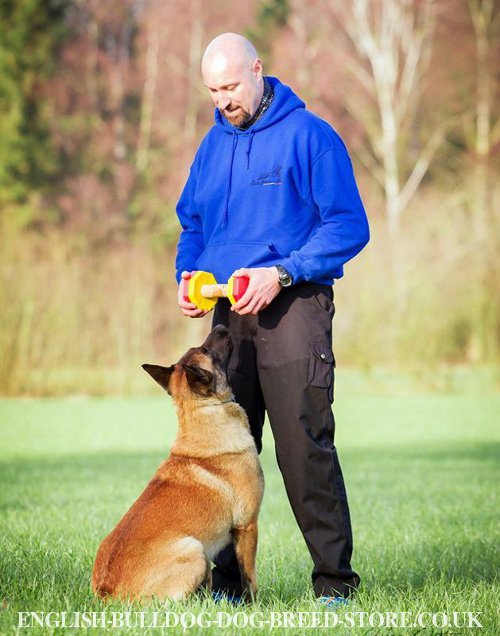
175 76 369 286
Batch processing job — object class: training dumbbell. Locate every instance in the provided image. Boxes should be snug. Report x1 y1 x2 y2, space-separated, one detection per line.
181 271 250 311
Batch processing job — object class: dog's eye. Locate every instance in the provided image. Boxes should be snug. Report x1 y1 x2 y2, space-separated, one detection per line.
200 347 209 355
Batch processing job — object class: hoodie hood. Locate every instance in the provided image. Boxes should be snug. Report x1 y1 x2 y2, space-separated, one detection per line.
214 76 305 134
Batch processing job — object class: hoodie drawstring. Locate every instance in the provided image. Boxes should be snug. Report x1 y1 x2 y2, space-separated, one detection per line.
223 129 256 228
246 129 256 169
223 131 237 229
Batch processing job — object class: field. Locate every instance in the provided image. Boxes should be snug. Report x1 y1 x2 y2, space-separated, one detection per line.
0 380 499 635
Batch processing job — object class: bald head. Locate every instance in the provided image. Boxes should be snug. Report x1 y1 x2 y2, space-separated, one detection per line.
202 33 257 76
201 33 264 127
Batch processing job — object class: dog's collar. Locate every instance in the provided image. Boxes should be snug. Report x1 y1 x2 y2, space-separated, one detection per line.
197 397 235 408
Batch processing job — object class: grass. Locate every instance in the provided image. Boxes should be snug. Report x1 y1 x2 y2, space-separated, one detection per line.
0 388 499 635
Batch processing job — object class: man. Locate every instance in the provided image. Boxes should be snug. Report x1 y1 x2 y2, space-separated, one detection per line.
175 33 369 602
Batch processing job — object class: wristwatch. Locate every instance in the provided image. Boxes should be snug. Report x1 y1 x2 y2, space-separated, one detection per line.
276 264 293 288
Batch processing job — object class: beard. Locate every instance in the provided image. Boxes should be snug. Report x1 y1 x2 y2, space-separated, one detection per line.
221 105 251 127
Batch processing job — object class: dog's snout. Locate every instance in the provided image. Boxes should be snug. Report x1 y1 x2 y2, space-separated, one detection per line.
204 325 231 345
211 325 230 339
202 326 232 361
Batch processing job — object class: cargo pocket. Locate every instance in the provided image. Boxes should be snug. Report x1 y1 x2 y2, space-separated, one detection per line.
308 342 335 402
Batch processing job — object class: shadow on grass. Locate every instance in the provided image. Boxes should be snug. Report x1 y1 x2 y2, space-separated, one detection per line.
1 440 497 482
0 451 164 488
345 440 500 464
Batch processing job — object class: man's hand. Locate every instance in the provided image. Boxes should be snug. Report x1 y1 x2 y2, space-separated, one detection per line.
177 271 211 318
230 267 281 315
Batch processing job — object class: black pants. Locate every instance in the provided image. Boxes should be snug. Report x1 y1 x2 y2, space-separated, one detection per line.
212 283 360 598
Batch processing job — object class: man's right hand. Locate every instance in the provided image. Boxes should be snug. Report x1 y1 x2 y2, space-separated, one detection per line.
177 271 210 318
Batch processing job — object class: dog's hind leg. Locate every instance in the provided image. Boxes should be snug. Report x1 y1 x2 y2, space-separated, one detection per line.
139 537 208 601
233 521 258 602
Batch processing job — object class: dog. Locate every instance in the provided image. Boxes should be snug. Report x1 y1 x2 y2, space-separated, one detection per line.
91 325 264 602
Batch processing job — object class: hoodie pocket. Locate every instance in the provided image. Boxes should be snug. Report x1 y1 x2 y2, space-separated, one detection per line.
196 242 281 278
308 343 335 402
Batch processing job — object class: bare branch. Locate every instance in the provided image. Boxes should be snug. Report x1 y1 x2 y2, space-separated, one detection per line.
326 0 439 232
398 127 445 213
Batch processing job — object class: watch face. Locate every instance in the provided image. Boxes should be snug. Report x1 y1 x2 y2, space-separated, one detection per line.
277 266 292 287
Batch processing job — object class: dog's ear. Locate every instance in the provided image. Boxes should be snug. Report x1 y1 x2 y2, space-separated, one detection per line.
181 363 214 396
142 364 175 393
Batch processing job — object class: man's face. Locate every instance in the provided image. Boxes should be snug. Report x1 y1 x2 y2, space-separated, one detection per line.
203 55 263 127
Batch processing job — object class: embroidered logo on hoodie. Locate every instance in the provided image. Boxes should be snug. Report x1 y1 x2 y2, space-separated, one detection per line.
252 164 282 186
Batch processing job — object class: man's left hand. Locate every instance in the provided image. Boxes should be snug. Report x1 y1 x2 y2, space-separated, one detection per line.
230 267 282 315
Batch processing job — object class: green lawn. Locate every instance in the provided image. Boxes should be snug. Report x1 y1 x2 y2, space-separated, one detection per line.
0 390 498 635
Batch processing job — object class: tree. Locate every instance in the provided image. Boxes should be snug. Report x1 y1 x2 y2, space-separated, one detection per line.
0 0 67 212
325 0 443 236
466 0 498 240
246 0 290 63
465 0 499 361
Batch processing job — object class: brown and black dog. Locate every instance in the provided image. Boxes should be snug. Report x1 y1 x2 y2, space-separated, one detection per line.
92 325 264 601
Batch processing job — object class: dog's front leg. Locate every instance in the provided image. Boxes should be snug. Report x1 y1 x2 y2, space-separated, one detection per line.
233 521 258 603
202 556 212 593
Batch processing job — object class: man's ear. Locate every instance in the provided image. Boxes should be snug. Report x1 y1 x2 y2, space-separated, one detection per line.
142 364 175 393
181 363 214 396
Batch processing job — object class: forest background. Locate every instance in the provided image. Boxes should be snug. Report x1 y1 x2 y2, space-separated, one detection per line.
0 0 498 396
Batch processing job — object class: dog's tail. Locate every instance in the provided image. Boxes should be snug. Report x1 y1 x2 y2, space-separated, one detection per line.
91 535 117 598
